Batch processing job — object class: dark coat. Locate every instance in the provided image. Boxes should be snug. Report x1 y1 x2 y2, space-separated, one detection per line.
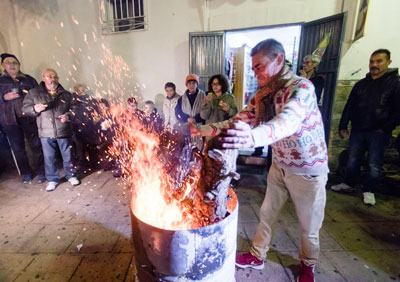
339 68 400 133
0 71 39 126
22 82 76 138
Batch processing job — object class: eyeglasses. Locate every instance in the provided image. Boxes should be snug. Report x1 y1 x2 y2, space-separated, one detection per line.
44 76 59 79
212 83 220 86
4 61 19 66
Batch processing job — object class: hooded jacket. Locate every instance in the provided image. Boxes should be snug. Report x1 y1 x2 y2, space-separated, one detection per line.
0 71 39 126
339 68 400 133
22 82 76 138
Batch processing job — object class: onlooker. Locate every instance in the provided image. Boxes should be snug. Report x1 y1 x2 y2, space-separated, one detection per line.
299 54 325 104
127 96 143 119
200 74 237 126
192 39 328 282
175 74 205 150
331 49 400 205
162 82 180 130
71 83 98 168
22 68 80 191
143 100 163 134
0 53 45 183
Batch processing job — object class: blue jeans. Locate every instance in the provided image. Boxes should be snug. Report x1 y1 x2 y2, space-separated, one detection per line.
345 130 389 192
40 137 76 183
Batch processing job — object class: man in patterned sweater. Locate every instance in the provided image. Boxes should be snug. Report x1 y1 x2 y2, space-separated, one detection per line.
192 39 328 282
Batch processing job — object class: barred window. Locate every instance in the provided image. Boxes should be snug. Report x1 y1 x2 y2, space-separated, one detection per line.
100 0 146 34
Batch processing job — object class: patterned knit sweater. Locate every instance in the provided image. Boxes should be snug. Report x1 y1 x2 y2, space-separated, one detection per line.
199 72 329 175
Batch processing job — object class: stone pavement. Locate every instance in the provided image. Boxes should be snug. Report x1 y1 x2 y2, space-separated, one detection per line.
0 164 399 282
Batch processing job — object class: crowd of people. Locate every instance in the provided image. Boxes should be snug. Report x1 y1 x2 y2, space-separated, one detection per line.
0 52 239 191
0 38 399 282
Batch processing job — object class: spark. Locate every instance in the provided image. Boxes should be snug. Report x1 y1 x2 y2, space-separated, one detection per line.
60 22 64 28
72 15 79 25
35 21 40 30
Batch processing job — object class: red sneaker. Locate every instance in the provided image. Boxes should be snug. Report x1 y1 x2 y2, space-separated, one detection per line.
297 261 315 282
235 252 264 269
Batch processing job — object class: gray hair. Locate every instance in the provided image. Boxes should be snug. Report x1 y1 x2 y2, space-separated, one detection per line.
303 54 321 65
250 39 286 61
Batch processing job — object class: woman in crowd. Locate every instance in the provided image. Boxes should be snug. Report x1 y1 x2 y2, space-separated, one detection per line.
200 74 238 125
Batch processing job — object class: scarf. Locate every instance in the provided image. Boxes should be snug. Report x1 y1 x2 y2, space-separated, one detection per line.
254 65 293 125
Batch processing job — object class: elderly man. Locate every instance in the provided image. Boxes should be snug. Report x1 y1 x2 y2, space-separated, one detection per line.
22 68 80 191
0 53 44 183
192 39 328 282
299 54 325 104
331 49 400 205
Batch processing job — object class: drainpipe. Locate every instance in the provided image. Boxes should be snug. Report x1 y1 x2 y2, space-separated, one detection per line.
203 0 209 32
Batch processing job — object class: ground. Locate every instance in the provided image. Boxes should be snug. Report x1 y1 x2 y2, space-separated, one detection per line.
0 161 399 282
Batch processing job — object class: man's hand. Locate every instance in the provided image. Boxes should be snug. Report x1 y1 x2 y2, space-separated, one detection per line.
58 114 69 123
4 91 20 101
339 129 349 139
34 103 47 113
187 117 196 124
218 120 255 149
190 123 200 136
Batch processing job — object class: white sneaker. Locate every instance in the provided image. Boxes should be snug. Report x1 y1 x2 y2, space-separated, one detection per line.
46 181 58 192
331 183 354 192
363 192 376 205
68 177 80 186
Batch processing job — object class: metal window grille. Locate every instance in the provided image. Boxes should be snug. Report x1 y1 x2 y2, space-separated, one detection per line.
100 0 146 34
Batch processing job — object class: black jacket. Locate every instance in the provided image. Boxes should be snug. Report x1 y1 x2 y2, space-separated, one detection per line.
339 68 400 133
22 82 76 138
0 71 39 126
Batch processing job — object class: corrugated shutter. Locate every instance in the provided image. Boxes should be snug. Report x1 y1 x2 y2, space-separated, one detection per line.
189 32 225 92
298 13 346 143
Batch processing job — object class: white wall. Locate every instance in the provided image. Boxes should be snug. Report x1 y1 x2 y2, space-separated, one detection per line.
1 0 397 108
338 0 400 80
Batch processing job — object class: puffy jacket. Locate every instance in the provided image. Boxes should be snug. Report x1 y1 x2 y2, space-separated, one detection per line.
22 82 76 138
339 68 400 133
0 71 39 126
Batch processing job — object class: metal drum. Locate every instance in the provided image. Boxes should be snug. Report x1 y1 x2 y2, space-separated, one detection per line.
130 194 238 282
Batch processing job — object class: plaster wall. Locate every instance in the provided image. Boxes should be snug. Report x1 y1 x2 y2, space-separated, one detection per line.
0 0 398 106
338 0 400 80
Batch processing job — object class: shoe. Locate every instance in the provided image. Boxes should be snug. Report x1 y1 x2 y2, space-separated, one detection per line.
68 177 80 186
297 261 315 282
46 181 58 192
22 174 32 184
363 192 376 205
37 174 46 184
235 252 264 270
331 183 354 192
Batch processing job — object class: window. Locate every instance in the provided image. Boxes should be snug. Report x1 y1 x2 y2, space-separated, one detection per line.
100 0 146 34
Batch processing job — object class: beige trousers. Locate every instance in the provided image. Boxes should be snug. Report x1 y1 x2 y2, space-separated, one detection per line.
250 162 327 266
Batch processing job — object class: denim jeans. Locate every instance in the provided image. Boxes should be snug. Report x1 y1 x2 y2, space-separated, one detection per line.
40 137 76 183
345 130 389 192
251 163 327 266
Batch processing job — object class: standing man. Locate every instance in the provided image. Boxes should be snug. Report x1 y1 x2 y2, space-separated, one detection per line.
331 49 400 205
175 74 205 150
162 82 180 131
22 68 80 191
0 53 45 183
192 39 328 282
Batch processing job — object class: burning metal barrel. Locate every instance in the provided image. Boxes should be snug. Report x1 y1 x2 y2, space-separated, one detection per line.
130 195 238 282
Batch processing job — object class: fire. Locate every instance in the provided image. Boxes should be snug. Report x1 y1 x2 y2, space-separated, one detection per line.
103 105 201 230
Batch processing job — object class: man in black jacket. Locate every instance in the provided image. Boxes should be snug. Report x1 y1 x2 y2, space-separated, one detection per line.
331 49 400 205
22 68 80 191
0 53 44 183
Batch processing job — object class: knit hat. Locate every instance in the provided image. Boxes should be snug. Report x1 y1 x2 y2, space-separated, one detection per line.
185 74 199 86
1 53 19 64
